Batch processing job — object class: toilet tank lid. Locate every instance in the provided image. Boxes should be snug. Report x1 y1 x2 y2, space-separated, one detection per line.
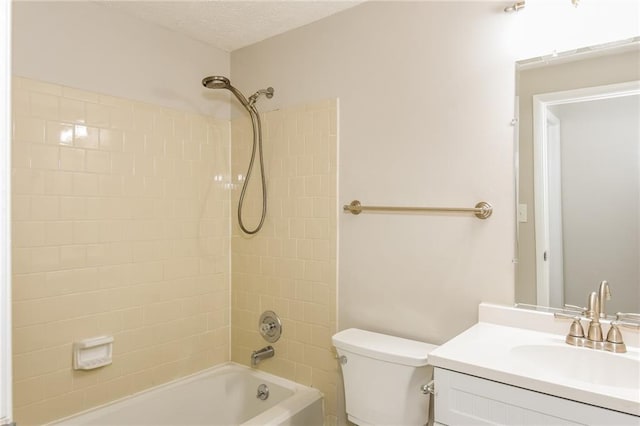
332 328 437 367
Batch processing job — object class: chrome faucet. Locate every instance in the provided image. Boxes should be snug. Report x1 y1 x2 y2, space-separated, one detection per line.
251 345 274 366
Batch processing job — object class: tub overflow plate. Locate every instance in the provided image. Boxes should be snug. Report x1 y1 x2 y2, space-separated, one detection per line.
259 311 282 343
256 383 269 400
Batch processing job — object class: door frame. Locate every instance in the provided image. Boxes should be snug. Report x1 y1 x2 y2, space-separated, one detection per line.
532 80 640 306
0 0 12 424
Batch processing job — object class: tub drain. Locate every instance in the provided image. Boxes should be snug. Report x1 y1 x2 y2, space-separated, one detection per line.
256 383 269 400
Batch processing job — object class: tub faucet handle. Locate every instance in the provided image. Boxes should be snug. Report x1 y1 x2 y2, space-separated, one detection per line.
261 322 276 334
259 311 282 343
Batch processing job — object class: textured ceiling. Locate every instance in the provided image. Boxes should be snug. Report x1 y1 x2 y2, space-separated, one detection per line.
99 1 365 52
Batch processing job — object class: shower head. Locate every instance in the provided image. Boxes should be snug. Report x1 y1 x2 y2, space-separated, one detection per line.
202 75 251 109
201 74 274 235
201 75 275 111
202 76 231 89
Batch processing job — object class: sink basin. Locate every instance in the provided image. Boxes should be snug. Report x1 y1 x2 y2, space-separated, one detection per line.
510 344 640 389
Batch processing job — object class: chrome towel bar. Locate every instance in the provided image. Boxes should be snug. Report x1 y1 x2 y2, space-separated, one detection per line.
343 200 493 219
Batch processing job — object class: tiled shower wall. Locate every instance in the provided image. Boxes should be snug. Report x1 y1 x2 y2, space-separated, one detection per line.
11 77 230 425
230 100 338 424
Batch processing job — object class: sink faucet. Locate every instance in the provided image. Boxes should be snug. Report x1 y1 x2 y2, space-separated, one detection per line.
598 280 611 318
585 291 604 349
556 282 639 353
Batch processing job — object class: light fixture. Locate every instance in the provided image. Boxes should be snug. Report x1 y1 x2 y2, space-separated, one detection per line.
504 0 580 13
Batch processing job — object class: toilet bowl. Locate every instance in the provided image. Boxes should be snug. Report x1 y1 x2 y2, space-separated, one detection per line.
332 328 438 426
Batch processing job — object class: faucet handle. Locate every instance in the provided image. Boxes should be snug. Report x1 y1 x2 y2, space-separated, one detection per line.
554 312 583 322
563 304 588 315
614 320 640 330
604 320 639 353
605 322 626 353
554 313 585 345
554 312 579 320
616 312 640 323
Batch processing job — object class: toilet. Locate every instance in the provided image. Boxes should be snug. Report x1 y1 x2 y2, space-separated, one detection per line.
332 328 437 426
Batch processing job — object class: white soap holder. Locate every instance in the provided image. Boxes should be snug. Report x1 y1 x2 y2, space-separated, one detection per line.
73 336 113 370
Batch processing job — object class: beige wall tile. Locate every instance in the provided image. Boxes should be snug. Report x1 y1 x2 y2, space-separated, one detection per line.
231 100 338 422
59 98 85 124
12 77 231 425
86 103 111 127
86 150 111 173
11 142 31 169
59 147 85 171
30 143 59 170
73 125 100 150
13 116 46 143
44 170 73 195
12 78 333 425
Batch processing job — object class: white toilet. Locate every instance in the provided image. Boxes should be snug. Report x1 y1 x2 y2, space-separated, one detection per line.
332 328 438 426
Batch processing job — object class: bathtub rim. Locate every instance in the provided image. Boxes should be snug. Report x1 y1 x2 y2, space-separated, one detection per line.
48 361 323 426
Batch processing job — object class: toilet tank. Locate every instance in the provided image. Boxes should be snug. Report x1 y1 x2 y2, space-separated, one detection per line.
332 328 438 426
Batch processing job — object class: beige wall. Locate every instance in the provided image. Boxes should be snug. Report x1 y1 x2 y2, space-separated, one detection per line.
232 1 516 347
516 50 640 304
231 4 638 420
12 1 231 118
230 100 338 424
231 0 640 341
11 77 231 425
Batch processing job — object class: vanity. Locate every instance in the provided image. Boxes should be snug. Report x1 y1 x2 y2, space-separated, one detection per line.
428 303 640 426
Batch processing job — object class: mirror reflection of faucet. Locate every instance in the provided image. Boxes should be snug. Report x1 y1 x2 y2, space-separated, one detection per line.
598 280 611 319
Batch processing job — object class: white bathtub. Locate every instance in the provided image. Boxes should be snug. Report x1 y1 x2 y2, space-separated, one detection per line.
51 363 324 426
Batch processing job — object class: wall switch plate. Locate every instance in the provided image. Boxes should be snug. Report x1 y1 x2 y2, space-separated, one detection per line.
518 204 528 223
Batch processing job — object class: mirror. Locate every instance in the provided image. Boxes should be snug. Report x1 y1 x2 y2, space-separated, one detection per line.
515 38 640 315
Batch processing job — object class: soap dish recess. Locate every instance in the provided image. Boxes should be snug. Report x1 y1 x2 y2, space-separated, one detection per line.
73 336 113 370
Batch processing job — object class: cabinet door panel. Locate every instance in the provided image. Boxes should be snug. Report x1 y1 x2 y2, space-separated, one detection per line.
434 368 639 426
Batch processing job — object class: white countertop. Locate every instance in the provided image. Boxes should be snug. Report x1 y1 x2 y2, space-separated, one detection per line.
429 321 640 416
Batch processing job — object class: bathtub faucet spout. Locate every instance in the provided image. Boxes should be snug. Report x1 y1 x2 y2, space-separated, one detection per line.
251 345 275 366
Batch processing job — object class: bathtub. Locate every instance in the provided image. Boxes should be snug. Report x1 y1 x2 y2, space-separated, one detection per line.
51 363 324 426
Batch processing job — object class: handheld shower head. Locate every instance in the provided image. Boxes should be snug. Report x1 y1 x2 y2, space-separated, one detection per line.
202 76 231 89
202 75 252 109
201 73 275 234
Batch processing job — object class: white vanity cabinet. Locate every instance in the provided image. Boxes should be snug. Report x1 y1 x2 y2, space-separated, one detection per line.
433 368 640 426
